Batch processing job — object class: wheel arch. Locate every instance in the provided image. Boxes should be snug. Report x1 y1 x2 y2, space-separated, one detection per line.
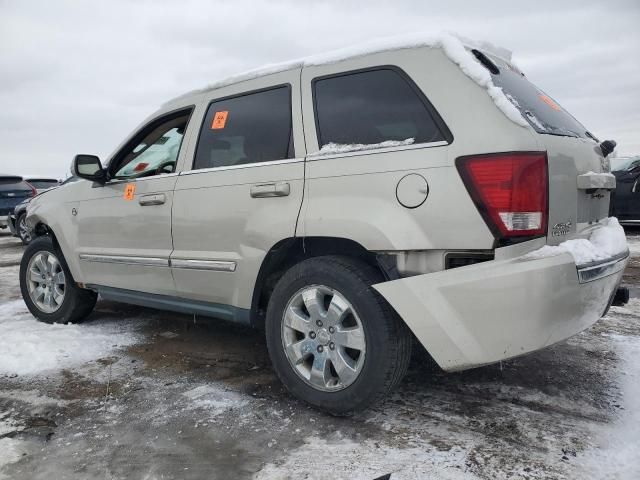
29 220 84 284
250 236 388 329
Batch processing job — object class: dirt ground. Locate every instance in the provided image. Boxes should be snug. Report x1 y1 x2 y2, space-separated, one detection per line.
1 230 639 479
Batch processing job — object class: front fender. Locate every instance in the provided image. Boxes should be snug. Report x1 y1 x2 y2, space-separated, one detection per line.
27 199 84 283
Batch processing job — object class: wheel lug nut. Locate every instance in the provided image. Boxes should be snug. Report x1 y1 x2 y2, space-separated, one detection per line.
329 327 335 334
317 345 323 353
329 342 335 350
309 332 316 339
316 320 323 327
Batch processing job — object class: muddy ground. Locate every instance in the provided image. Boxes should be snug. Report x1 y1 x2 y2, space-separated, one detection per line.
0 230 639 479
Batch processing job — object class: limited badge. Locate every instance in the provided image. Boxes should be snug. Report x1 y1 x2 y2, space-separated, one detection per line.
211 111 229 129
124 183 136 200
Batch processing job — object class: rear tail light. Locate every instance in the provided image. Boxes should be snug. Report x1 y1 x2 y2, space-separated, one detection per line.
456 152 548 240
26 182 37 197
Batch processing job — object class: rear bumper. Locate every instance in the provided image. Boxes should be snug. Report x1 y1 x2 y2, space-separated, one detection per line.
0 215 8 228
373 249 628 371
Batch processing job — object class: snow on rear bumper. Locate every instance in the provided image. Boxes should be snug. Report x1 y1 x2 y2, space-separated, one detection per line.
373 250 628 371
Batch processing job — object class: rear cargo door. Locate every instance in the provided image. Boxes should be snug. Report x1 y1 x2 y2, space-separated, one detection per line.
482 51 611 243
0 177 33 218
543 136 611 242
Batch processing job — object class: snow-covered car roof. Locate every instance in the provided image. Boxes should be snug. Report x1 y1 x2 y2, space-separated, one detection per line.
166 32 526 128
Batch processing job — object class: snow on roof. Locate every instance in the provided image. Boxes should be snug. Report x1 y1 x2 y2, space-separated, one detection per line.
168 32 527 128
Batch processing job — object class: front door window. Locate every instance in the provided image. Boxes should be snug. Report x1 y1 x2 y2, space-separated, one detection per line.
111 112 191 179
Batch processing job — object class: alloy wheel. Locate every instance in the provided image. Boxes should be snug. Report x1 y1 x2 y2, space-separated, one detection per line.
281 285 366 392
26 251 66 313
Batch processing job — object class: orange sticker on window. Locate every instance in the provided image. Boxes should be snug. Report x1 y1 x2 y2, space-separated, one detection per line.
539 94 561 111
211 111 229 129
124 183 136 200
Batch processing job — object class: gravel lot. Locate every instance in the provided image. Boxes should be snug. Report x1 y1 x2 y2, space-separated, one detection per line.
1 230 639 479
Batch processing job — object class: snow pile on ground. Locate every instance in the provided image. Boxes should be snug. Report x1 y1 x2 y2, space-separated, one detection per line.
170 32 527 128
182 385 249 416
311 138 415 156
525 217 628 265
0 438 25 479
0 300 138 376
626 235 640 255
254 435 475 480
0 412 23 438
578 334 640 479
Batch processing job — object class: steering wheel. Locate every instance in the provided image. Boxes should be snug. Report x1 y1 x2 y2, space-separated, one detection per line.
132 160 176 178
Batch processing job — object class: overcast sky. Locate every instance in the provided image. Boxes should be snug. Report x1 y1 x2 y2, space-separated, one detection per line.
1 0 639 178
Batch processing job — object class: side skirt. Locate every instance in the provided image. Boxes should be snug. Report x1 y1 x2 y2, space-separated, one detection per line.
89 285 251 326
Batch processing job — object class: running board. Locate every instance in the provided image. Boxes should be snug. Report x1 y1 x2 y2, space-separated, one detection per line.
89 285 251 325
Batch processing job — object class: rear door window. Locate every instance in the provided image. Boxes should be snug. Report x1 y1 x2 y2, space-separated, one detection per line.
483 52 595 140
193 86 293 170
312 68 450 148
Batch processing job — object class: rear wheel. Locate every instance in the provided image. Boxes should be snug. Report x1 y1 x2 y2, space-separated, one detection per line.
17 213 31 245
265 256 412 415
20 236 97 323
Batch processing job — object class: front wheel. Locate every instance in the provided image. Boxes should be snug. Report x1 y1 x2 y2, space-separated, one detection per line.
20 236 97 323
265 256 412 415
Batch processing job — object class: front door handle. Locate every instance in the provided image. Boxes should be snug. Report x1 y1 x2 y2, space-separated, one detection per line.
250 182 290 198
139 193 166 206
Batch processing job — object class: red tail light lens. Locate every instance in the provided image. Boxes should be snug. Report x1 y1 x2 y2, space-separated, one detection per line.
456 152 548 239
26 182 37 197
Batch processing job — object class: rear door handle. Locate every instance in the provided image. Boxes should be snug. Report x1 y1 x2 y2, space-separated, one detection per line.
139 193 166 206
250 182 290 198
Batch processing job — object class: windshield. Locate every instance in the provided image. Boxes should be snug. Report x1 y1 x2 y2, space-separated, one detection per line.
61 176 80 185
611 157 640 172
28 179 59 189
481 51 596 140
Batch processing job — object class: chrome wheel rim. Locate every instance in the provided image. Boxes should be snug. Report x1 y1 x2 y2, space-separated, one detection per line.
18 216 31 243
26 251 66 313
281 285 366 392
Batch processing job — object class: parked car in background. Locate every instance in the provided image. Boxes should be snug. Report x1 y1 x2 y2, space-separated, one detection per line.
8 176 78 244
0 175 36 232
610 156 640 225
19 36 628 414
25 177 61 194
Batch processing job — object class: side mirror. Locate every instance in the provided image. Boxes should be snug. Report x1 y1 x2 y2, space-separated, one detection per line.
72 155 106 183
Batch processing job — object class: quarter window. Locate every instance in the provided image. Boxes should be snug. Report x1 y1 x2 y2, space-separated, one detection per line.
193 86 293 170
313 68 447 148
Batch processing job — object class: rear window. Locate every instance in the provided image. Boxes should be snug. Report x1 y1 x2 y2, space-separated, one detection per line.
193 86 293 170
313 68 449 148
481 51 595 140
0 177 29 191
28 179 59 189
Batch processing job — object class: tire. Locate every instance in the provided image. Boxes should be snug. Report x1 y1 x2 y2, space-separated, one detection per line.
17 213 32 245
20 235 97 324
265 255 412 415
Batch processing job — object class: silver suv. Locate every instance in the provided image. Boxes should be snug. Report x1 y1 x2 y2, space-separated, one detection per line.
20 36 628 414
